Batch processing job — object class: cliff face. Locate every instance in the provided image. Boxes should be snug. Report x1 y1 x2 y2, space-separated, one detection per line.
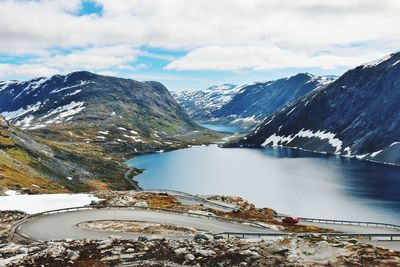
225 52 400 166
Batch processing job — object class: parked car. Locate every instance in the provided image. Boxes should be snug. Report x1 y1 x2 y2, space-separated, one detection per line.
282 216 299 224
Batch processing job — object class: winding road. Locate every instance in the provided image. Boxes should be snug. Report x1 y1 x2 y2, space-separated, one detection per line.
15 208 273 241
11 189 400 251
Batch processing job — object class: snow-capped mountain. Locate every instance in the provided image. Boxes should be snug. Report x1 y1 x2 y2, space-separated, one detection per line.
172 84 240 120
0 71 197 140
211 73 335 129
225 52 400 166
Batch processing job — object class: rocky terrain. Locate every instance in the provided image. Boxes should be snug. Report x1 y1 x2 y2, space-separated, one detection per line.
172 84 240 121
2 234 400 267
225 52 400 166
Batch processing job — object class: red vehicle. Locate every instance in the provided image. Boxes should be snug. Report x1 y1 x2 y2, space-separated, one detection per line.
282 216 299 224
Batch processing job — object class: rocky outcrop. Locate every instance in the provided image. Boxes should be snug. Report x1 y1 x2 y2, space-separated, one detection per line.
1 235 398 266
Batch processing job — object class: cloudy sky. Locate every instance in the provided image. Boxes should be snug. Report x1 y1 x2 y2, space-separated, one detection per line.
0 0 399 90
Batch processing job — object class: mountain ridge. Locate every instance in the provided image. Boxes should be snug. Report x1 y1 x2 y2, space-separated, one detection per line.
224 52 400 166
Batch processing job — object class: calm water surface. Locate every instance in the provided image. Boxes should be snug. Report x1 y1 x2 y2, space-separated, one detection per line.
199 123 246 134
127 145 400 224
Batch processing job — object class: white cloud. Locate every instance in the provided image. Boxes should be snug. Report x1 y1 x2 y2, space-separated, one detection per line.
0 0 399 75
0 45 140 80
165 45 388 71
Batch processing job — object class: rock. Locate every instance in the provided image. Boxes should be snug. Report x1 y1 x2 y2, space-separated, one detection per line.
185 253 195 261
315 240 331 249
67 249 80 261
194 233 213 242
134 200 148 208
195 249 216 257
174 247 187 255
147 235 165 241
125 248 135 253
0 116 8 128
16 247 29 254
348 239 359 244
214 234 224 240
138 236 148 242
97 239 113 249
240 249 260 257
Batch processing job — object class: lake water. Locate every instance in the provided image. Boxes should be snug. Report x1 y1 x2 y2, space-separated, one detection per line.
127 145 400 224
199 123 246 134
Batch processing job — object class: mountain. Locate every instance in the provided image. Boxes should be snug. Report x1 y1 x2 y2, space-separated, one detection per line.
224 52 400 166
0 72 220 191
172 84 240 120
0 71 197 137
211 73 335 129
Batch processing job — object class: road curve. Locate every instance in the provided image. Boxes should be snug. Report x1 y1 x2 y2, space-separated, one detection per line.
16 208 275 242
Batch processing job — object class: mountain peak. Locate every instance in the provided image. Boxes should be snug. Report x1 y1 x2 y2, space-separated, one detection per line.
361 52 400 69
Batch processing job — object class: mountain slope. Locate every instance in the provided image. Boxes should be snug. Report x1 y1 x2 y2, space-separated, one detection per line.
211 73 335 129
0 71 197 137
0 115 67 193
225 53 400 166
172 84 240 120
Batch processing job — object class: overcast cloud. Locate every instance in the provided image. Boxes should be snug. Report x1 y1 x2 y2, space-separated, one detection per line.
0 0 399 83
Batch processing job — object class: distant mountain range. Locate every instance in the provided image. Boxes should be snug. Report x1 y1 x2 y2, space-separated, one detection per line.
212 73 335 129
225 52 400 166
172 84 240 120
173 74 335 129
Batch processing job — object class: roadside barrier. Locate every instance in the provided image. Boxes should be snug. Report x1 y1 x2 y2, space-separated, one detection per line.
276 215 400 230
215 232 400 241
138 189 239 211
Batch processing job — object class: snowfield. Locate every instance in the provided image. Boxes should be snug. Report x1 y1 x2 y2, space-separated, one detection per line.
0 193 99 214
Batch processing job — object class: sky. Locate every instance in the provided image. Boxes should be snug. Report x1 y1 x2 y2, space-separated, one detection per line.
0 0 399 91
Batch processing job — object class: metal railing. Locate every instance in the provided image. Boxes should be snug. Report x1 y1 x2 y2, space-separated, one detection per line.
215 232 400 241
137 189 239 211
276 215 400 230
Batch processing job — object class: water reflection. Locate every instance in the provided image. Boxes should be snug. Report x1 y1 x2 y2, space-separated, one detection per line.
127 145 400 224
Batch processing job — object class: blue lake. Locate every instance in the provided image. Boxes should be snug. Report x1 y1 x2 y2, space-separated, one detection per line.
199 123 246 134
127 145 400 224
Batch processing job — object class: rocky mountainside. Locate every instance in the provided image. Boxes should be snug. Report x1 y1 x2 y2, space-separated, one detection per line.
0 71 198 140
225 52 400 166
0 72 221 192
211 73 335 129
0 115 67 193
172 84 240 121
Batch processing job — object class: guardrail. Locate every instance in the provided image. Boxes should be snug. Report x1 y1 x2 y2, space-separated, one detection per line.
10 205 266 243
138 189 239 211
215 232 400 241
276 215 400 230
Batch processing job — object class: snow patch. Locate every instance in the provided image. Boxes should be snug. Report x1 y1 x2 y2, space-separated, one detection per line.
0 193 99 214
50 81 91 94
362 54 392 68
42 101 85 124
371 150 383 158
1 102 42 120
262 129 343 154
